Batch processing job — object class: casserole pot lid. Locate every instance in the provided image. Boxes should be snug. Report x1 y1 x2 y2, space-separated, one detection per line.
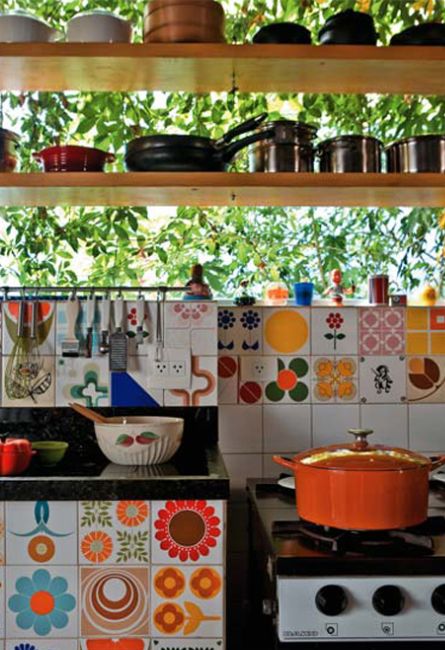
298 429 431 471
258 120 317 135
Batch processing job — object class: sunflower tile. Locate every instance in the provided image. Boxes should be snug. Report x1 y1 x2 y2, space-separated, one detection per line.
6 566 78 638
263 307 309 356
79 640 150 650
151 500 225 565
311 356 358 404
311 308 358 355
151 565 223 638
263 357 310 404
5 501 77 566
359 356 406 404
407 356 445 404
79 501 150 565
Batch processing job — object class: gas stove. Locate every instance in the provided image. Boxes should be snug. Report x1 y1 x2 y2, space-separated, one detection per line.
246 478 445 648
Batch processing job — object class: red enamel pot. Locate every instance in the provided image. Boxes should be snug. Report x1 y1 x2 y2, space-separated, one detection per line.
273 429 445 531
0 438 35 476
33 145 115 172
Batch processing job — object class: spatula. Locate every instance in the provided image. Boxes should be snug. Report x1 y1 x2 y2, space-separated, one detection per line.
109 295 128 372
61 298 80 357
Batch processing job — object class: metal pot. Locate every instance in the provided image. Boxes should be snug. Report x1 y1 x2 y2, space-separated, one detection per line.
273 429 445 530
249 120 317 173
390 22 445 46
33 145 115 172
125 113 269 172
317 135 383 173
387 135 445 173
0 128 20 172
318 9 378 45
252 22 311 44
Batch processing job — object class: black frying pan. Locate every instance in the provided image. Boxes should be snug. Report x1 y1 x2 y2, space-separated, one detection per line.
125 113 272 172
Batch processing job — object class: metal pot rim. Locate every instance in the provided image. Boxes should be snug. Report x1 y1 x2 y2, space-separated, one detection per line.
318 135 383 149
387 134 445 148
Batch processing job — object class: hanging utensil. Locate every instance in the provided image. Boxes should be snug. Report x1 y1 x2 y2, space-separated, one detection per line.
61 295 80 357
109 294 128 372
135 293 145 348
99 294 111 355
28 297 43 377
155 289 164 362
84 292 96 358
5 299 29 400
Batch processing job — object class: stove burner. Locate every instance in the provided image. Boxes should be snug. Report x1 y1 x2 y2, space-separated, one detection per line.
272 517 445 556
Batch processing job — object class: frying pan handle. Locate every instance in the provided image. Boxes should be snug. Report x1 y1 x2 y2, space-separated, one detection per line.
220 128 275 164
272 455 297 472
217 112 268 146
430 456 445 471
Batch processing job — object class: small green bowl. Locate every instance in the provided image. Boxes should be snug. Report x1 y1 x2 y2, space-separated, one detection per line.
32 441 69 466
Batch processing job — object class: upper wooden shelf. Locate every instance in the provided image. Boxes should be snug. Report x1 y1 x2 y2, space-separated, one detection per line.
0 43 444 94
1 172 445 207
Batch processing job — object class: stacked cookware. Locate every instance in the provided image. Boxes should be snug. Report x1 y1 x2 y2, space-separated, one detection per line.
144 0 225 43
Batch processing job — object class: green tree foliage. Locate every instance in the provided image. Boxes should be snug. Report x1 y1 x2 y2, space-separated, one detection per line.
0 0 444 296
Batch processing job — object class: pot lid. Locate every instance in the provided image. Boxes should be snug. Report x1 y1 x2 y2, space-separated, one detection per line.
318 135 383 149
298 429 431 471
388 134 445 147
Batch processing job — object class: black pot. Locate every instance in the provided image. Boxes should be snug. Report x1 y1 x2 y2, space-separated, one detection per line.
125 113 270 172
249 120 317 172
0 128 19 172
253 22 311 44
390 22 445 46
317 135 383 173
318 9 378 45
387 136 445 173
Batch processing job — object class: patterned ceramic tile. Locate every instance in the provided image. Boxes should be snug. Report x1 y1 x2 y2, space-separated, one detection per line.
239 356 276 382
151 500 224 565
263 404 312 452
263 357 310 404
80 640 150 650
217 356 239 405
404 307 445 355
359 356 406 404
217 307 237 354
80 567 149 637
238 379 263 405
311 356 358 403
111 356 163 407
56 358 110 407
151 565 223 638
152 640 223 650
233 306 263 355
6 566 78 638
263 308 309 356
2 301 55 356
79 501 150 565
5 501 77 566
55 300 100 357
165 302 217 331
2 356 55 408
359 307 405 355
7 641 77 650
164 357 217 407
407 356 445 403
125 300 157 356
311 308 358 355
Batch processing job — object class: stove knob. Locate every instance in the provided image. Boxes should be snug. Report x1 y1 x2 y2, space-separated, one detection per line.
315 585 348 616
372 585 405 616
432 585 445 614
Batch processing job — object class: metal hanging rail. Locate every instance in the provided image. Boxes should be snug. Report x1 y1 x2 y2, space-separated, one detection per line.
0 285 186 296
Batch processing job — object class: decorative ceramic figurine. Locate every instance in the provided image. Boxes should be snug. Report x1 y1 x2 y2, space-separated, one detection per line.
418 284 438 306
323 268 355 305
184 263 212 300
264 281 289 306
234 280 256 306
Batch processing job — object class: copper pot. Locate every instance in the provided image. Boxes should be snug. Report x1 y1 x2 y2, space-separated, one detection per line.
145 22 224 42
273 429 445 531
144 0 224 42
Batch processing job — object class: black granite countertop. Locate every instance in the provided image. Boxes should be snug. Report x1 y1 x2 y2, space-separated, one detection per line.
0 406 230 500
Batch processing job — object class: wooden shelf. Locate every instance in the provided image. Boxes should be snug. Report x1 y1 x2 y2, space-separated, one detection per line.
0 43 444 94
1 172 445 207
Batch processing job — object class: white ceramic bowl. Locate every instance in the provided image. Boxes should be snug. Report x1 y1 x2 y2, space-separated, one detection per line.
67 11 132 43
0 13 61 42
94 416 184 465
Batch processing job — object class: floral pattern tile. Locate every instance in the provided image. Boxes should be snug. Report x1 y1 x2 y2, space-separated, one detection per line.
164 356 217 406
80 567 149 637
263 308 309 356
6 502 77 566
407 356 445 403
165 302 217 331
151 501 224 565
151 565 223 638
6 566 78 638
217 356 239 405
80 640 149 650
359 307 405 355
56 358 110 407
125 300 157 356
264 357 310 404
311 308 358 355
2 301 55 356
7 640 77 650
312 356 358 403
218 306 262 355
359 356 406 404
79 501 150 565
2 356 55 408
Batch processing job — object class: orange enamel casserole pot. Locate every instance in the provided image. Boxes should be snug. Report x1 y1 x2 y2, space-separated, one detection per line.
273 429 445 530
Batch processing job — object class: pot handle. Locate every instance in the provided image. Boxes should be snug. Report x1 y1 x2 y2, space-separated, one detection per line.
219 128 275 164
430 456 445 471
272 455 297 472
216 112 268 146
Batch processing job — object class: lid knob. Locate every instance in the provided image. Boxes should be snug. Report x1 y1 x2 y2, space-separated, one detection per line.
348 428 373 449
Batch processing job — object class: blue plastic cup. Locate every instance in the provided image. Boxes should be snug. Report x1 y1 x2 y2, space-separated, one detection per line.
294 282 314 306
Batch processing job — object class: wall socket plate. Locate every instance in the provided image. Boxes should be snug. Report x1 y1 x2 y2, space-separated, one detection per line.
147 347 191 389
239 356 277 382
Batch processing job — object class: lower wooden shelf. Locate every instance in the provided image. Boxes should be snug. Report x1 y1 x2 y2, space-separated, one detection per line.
1 172 445 207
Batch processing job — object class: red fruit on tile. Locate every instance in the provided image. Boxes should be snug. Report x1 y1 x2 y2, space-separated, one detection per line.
218 356 237 378
240 381 262 403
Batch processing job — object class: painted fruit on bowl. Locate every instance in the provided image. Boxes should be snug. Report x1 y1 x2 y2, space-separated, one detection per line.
94 416 184 465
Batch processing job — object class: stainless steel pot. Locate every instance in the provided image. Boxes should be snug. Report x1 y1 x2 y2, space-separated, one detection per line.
248 120 317 173
317 135 383 173
387 135 445 173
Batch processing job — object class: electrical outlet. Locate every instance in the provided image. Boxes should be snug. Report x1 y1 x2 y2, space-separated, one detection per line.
169 361 186 377
240 356 277 382
154 361 169 375
252 361 267 379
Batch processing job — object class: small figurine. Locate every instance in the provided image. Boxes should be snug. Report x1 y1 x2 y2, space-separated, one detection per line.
264 281 289 306
323 268 355 306
418 284 438 307
184 263 212 301
234 280 256 306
